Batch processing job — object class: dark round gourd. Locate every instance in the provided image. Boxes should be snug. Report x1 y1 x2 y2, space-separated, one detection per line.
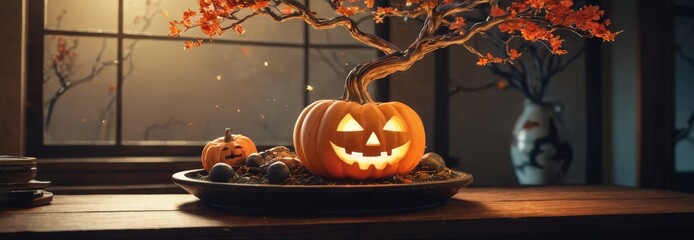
209 163 236 182
266 161 290 184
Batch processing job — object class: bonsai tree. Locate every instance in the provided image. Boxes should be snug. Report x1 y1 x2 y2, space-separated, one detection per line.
170 0 617 180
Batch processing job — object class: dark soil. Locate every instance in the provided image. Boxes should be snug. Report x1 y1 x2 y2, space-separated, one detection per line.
196 165 460 185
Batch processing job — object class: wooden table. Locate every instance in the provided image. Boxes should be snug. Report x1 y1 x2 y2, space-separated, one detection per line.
2 186 694 239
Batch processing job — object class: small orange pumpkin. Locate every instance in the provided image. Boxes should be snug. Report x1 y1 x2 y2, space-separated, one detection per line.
202 128 257 172
293 100 425 180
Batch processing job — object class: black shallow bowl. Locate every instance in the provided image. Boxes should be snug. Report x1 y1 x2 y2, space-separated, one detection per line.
172 169 473 216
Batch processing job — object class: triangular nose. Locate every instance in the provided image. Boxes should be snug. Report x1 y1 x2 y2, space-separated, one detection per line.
366 132 380 146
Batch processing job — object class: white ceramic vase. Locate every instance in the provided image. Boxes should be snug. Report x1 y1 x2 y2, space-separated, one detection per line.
510 100 572 185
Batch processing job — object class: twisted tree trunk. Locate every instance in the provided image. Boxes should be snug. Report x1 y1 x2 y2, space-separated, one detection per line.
341 17 510 104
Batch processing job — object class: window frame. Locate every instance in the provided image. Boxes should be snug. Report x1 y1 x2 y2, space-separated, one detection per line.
26 0 390 158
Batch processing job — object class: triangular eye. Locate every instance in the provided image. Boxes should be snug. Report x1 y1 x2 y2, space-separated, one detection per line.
383 116 405 132
337 113 364 132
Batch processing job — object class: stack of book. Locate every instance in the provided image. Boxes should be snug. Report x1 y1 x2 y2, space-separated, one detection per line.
0 156 52 207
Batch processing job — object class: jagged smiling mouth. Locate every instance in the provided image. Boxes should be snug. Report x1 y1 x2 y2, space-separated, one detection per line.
329 141 411 170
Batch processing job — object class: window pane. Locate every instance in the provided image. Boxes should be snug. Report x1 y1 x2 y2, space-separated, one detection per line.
43 35 118 145
308 0 375 45
46 0 118 33
122 40 303 146
675 15 694 172
123 0 303 43
308 48 378 102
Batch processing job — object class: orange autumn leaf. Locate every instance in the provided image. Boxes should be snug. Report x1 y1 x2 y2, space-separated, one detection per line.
488 55 504 63
198 10 223 36
477 53 504 66
365 0 374 8
477 58 490 66
281 6 293 15
377 6 398 14
499 20 545 41
182 9 196 27
373 6 398 23
549 35 567 54
490 6 505 17
527 0 548 9
509 1 530 17
508 49 522 59
511 1 529 13
449 17 466 30
337 6 360 17
168 21 182 37
560 0 573 8
184 40 193 49
232 24 246 35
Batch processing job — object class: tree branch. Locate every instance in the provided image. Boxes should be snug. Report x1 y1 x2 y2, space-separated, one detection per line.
437 0 492 18
340 11 558 103
280 0 400 54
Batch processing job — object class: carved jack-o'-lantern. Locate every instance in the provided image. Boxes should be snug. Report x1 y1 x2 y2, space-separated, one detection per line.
293 100 425 179
201 128 257 172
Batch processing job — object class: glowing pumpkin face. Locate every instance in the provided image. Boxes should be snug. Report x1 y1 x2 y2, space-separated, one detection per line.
294 100 425 180
330 113 410 170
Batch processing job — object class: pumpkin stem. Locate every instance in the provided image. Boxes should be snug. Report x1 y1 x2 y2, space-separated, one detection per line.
224 128 233 142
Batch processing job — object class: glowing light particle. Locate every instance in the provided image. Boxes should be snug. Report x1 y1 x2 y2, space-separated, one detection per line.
216 75 222 80
306 85 314 91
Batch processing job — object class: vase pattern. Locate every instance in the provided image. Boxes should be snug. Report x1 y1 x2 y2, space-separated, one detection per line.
510 100 572 185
